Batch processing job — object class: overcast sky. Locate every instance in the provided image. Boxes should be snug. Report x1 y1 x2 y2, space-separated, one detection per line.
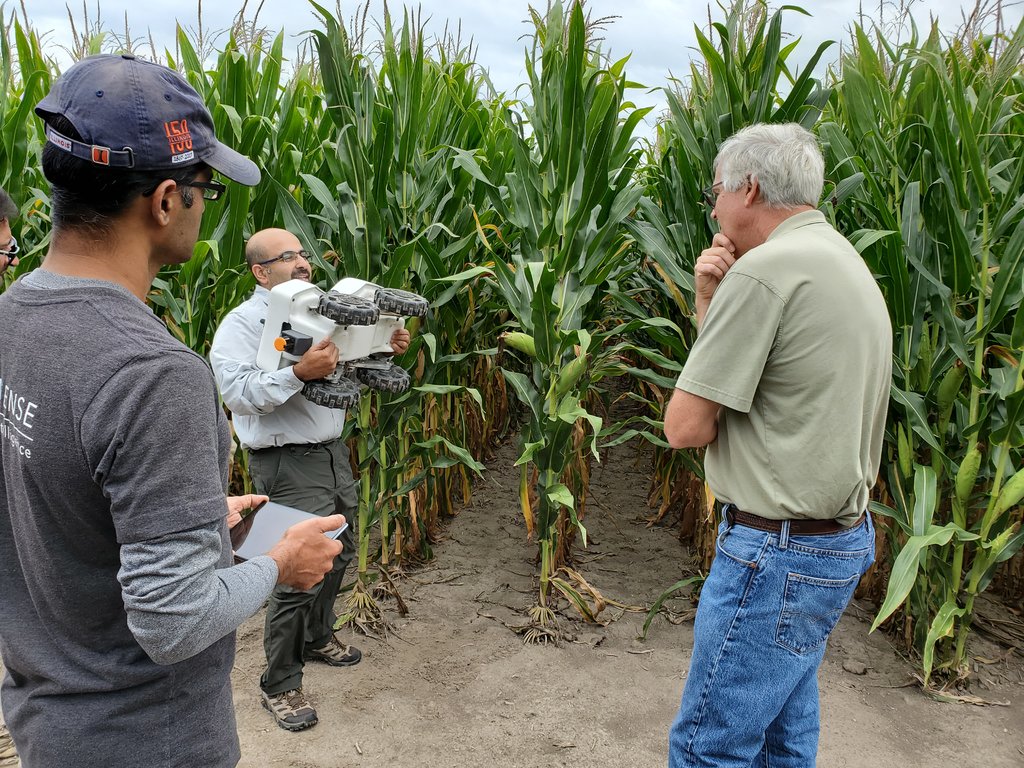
20 0 1023 124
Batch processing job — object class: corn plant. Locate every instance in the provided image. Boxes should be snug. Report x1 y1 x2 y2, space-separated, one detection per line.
821 21 1024 686
295 4 505 631
0 14 53 281
627 0 834 568
446 0 655 638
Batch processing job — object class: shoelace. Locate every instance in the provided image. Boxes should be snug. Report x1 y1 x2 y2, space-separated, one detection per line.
316 639 348 657
281 690 311 711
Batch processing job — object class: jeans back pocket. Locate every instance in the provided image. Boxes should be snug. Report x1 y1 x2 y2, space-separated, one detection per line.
776 572 860 655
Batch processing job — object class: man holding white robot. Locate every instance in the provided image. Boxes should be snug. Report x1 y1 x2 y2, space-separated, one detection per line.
210 227 411 732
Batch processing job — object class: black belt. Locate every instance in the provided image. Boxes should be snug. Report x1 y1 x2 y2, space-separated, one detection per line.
250 437 342 454
726 506 865 535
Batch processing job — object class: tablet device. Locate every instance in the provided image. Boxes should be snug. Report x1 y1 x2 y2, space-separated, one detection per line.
231 500 348 562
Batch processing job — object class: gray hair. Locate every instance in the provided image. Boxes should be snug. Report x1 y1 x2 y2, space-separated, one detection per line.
715 123 824 209
0 186 17 222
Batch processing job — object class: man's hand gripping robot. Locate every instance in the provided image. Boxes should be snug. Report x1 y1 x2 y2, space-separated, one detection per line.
257 278 428 409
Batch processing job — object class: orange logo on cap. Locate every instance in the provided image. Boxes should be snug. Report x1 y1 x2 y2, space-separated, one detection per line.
164 119 193 155
91 146 110 165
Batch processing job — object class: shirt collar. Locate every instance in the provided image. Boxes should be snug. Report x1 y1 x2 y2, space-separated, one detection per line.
766 209 828 242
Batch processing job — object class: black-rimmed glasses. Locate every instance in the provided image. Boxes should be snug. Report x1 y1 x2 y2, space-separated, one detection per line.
700 181 725 208
0 236 19 275
256 249 309 267
700 176 756 208
187 180 227 201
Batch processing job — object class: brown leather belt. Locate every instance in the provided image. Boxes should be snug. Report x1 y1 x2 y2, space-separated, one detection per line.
726 506 865 535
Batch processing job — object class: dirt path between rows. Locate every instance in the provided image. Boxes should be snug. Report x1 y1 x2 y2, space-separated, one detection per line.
232 439 1024 768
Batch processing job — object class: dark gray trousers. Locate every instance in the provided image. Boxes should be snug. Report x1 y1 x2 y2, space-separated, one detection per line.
247 438 358 695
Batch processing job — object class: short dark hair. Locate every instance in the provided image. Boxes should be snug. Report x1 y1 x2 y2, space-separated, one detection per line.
0 186 17 222
244 238 267 269
41 115 207 235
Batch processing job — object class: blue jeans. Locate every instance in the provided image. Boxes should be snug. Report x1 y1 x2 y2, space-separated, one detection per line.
668 509 875 768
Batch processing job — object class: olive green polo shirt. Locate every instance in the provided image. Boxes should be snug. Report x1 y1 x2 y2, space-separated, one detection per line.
676 210 892 525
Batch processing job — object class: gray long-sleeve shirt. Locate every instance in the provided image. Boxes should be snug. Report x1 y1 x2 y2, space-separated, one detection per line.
209 285 346 449
0 269 279 767
18 270 278 663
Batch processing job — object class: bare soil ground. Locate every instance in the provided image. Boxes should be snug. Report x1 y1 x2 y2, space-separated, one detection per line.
232 439 1024 768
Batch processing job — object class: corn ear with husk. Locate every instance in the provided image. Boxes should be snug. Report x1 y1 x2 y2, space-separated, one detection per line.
993 467 1024 518
502 332 537 357
954 445 982 510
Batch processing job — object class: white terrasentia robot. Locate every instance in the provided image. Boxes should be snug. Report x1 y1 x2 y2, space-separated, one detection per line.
256 277 428 409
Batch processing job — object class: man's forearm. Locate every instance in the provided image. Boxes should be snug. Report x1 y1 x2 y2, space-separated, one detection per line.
213 360 304 416
210 313 305 415
695 295 712 332
118 523 278 665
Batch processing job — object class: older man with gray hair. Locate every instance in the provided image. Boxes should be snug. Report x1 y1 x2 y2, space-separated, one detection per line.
664 123 892 767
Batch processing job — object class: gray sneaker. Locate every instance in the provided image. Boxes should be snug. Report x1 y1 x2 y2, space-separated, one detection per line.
260 688 318 732
0 724 18 767
304 636 362 667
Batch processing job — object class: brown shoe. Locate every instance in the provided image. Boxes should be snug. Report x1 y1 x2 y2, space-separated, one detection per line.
260 688 318 732
304 636 362 667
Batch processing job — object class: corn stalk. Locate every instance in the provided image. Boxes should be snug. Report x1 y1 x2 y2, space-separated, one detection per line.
449 0 649 636
826 21 1024 684
627 0 833 568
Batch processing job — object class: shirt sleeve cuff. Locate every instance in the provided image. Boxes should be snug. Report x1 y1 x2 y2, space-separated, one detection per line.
239 554 279 590
281 365 306 393
675 374 752 413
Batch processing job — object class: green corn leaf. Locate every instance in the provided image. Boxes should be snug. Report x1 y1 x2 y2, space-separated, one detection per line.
412 435 484 475
911 464 938 537
640 575 704 641
890 386 944 454
872 523 978 631
921 601 965 685
976 525 1024 593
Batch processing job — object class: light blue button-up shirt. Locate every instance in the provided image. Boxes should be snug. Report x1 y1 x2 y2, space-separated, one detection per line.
210 286 347 450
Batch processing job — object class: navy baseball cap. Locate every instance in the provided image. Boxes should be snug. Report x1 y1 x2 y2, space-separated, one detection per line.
35 53 260 186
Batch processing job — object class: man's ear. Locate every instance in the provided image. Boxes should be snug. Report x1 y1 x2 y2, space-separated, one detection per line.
744 176 760 207
251 263 267 286
148 179 178 226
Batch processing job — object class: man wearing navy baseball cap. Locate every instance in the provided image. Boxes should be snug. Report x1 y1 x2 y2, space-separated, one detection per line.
35 52 261 185
0 54 347 768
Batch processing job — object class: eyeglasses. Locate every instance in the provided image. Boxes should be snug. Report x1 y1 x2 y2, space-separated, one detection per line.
186 180 226 201
701 176 755 208
256 249 309 267
0 237 18 275
700 181 725 208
